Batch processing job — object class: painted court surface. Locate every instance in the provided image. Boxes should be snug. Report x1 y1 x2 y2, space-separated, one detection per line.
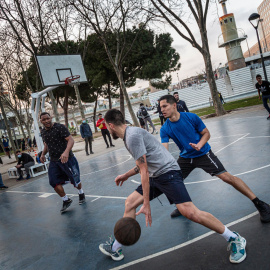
1 108 270 270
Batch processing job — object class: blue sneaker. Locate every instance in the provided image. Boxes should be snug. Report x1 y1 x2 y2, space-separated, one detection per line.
227 232 246 263
99 236 124 261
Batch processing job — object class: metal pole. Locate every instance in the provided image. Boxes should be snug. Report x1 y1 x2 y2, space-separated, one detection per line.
255 27 268 81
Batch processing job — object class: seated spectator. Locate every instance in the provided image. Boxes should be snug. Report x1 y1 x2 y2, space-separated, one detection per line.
0 173 8 190
15 150 35 181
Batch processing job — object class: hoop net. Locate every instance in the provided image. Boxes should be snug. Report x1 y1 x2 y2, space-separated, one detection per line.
65 75 80 86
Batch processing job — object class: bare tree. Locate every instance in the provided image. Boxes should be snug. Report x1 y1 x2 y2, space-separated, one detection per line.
148 0 225 116
0 0 60 121
69 0 154 126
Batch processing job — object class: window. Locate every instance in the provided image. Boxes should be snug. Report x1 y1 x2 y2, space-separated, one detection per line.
230 18 233 22
220 21 223 25
224 19 228 23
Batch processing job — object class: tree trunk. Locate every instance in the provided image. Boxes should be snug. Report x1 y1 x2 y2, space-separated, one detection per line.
108 82 112 109
71 107 79 132
63 89 69 127
93 90 99 133
200 25 225 116
0 99 17 159
48 91 60 122
73 84 85 119
119 87 125 117
118 70 139 126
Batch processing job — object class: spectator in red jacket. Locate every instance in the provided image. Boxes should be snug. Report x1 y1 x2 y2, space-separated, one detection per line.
96 113 115 148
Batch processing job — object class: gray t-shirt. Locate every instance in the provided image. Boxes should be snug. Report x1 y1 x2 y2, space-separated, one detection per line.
124 126 180 177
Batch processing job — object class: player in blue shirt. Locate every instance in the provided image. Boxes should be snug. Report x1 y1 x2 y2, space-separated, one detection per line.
159 95 270 223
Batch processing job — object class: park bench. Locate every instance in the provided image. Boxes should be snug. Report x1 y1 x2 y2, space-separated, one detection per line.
8 161 50 178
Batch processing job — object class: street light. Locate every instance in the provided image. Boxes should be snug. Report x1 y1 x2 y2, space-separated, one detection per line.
248 13 268 81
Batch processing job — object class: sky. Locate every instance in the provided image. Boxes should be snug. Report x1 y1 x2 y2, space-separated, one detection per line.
127 0 263 92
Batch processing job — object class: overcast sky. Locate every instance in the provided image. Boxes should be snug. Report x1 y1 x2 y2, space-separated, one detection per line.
127 0 262 92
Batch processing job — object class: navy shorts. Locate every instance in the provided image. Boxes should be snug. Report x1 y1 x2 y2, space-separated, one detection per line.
136 170 192 204
178 150 226 179
48 156 81 188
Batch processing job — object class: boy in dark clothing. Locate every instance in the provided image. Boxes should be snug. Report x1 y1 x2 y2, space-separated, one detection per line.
80 118 94 155
255 74 270 120
15 150 35 180
154 100 166 126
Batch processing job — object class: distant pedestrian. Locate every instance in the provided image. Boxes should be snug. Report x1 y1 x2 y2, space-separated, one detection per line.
2 136 11 159
255 74 270 120
0 173 8 190
173 92 189 112
96 113 115 148
15 150 35 181
136 110 145 129
21 138 26 151
218 92 225 104
154 100 166 126
80 118 94 155
138 103 158 134
27 136 33 152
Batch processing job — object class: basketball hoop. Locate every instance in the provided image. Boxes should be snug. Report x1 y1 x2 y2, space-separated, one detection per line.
65 75 80 87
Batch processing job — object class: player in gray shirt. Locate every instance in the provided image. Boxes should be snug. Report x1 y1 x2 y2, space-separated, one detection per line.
99 109 247 264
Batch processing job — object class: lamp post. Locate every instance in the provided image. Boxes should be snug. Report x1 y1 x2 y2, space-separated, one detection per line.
249 13 268 81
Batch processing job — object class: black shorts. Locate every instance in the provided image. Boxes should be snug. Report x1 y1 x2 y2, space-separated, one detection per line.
138 118 145 127
178 150 227 179
136 170 192 204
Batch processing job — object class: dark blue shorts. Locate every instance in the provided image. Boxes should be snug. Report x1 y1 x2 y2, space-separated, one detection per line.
48 156 81 188
136 170 192 204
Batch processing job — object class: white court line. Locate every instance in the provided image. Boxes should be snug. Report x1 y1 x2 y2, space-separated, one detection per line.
131 180 140 185
6 190 127 200
185 163 270 185
110 211 259 270
80 155 132 176
38 193 53 198
215 133 249 154
91 197 100 202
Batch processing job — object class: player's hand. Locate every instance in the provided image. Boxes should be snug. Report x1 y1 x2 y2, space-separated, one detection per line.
40 154 46 163
60 151 69 163
189 142 201 151
136 203 152 227
115 174 129 186
259 96 261 100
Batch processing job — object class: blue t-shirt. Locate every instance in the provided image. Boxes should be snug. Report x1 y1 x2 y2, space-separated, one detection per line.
160 112 211 158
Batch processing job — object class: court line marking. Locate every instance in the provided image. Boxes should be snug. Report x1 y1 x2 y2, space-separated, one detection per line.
215 133 249 154
110 211 259 270
6 190 127 200
38 193 53 198
131 180 140 184
91 197 101 202
80 155 132 176
185 164 270 185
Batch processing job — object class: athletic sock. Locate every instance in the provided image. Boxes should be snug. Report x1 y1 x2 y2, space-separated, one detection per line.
252 197 261 207
62 195 69 201
78 189 84 195
221 226 237 242
112 239 122 252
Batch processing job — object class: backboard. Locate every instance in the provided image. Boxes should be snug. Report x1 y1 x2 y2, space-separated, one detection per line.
35 54 88 87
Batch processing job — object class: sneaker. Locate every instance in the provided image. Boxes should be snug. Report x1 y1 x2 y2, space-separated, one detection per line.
26 174 31 180
256 201 270 223
170 208 182 218
16 176 24 181
79 193 85 205
86 153 89 156
99 236 124 261
60 198 73 213
267 115 270 120
155 131 158 134
227 232 246 264
106 146 110 148
90 151 94 154
0 186 8 190
110 144 115 147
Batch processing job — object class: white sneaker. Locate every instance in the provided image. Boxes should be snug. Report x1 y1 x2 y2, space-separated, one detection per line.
227 232 246 263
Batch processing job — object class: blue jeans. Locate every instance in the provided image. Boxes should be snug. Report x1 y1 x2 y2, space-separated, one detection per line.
262 95 270 114
0 173 4 187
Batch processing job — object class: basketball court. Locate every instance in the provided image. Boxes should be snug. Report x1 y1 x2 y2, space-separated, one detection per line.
1 106 270 270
